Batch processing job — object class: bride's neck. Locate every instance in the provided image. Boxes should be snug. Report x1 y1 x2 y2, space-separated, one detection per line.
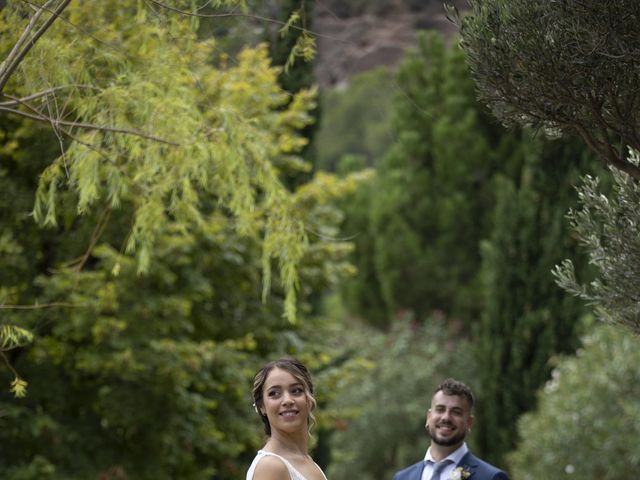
265 432 309 458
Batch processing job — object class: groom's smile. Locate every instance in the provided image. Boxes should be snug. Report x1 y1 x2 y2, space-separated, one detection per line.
437 422 455 434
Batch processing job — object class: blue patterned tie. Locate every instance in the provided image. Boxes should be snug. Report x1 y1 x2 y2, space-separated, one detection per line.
430 459 453 480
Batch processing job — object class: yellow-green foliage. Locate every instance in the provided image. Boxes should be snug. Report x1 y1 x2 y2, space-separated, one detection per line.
0 325 32 397
2 0 316 321
0 325 33 351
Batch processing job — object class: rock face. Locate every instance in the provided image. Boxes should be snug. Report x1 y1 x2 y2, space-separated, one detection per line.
313 0 468 87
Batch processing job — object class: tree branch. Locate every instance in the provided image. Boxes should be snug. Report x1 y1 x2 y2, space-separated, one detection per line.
0 102 181 146
0 352 20 377
0 302 80 310
70 207 113 272
0 0 72 93
0 86 100 107
574 123 640 180
145 0 346 43
0 0 58 90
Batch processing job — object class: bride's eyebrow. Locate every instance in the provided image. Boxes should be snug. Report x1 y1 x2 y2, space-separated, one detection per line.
267 382 303 390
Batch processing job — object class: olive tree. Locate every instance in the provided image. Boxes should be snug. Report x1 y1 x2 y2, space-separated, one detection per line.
553 151 640 335
450 0 640 180
448 0 640 335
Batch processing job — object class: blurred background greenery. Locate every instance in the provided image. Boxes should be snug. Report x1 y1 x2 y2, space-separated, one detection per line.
1 1 639 479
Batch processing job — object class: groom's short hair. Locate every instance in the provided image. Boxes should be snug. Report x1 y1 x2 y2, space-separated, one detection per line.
435 378 475 410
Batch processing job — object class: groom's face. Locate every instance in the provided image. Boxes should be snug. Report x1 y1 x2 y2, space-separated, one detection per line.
426 391 474 448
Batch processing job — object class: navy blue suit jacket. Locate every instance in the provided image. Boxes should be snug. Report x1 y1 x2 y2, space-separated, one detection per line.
392 452 509 480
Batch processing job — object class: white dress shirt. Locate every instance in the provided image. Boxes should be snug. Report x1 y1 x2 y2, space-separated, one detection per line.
421 443 469 480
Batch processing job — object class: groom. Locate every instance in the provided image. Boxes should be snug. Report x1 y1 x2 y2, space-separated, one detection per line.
392 378 509 480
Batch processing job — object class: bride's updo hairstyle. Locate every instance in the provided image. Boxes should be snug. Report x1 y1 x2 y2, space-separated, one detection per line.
251 357 317 436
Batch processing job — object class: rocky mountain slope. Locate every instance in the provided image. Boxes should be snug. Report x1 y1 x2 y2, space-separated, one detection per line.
312 0 468 87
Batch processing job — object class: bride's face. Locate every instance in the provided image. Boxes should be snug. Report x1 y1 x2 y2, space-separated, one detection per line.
260 367 310 435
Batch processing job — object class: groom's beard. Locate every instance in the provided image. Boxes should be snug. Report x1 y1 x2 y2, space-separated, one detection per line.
426 422 467 447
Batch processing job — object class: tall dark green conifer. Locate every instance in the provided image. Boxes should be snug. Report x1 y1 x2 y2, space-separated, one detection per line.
346 32 508 326
474 136 598 466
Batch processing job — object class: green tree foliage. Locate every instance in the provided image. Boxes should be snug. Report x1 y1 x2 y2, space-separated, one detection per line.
475 137 598 466
337 169 387 328
335 30 599 468
325 317 475 480
267 0 316 94
0 134 360 478
1 0 315 322
0 114 70 397
0 0 333 393
0 202 353 478
311 51 416 330
452 0 640 385
0 104 362 477
346 32 505 326
315 67 395 172
507 323 640 479
264 0 321 191
554 152 640 335
0 1 366 477
0 117 361 480
452 0 640 179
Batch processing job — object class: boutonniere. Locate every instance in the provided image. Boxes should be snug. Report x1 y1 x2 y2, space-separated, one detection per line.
449 466 471 480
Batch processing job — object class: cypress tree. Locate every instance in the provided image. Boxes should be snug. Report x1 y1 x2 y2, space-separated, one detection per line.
351 32 509 326
474 136 598 466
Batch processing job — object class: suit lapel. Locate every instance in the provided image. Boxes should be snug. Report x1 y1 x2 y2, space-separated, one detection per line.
458 452 480 479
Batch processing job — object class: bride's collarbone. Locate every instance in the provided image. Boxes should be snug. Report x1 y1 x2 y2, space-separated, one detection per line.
289 455 325 480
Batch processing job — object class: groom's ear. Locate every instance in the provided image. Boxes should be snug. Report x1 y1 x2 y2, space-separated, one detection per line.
467 414 475 430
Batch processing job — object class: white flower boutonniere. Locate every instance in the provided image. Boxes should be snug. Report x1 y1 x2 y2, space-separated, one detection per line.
449 466 472 480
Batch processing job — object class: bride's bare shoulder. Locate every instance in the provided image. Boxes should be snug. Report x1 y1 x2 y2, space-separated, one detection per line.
253 454 290 480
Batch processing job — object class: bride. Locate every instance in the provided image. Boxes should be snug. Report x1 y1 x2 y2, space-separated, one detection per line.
246 358 328 480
